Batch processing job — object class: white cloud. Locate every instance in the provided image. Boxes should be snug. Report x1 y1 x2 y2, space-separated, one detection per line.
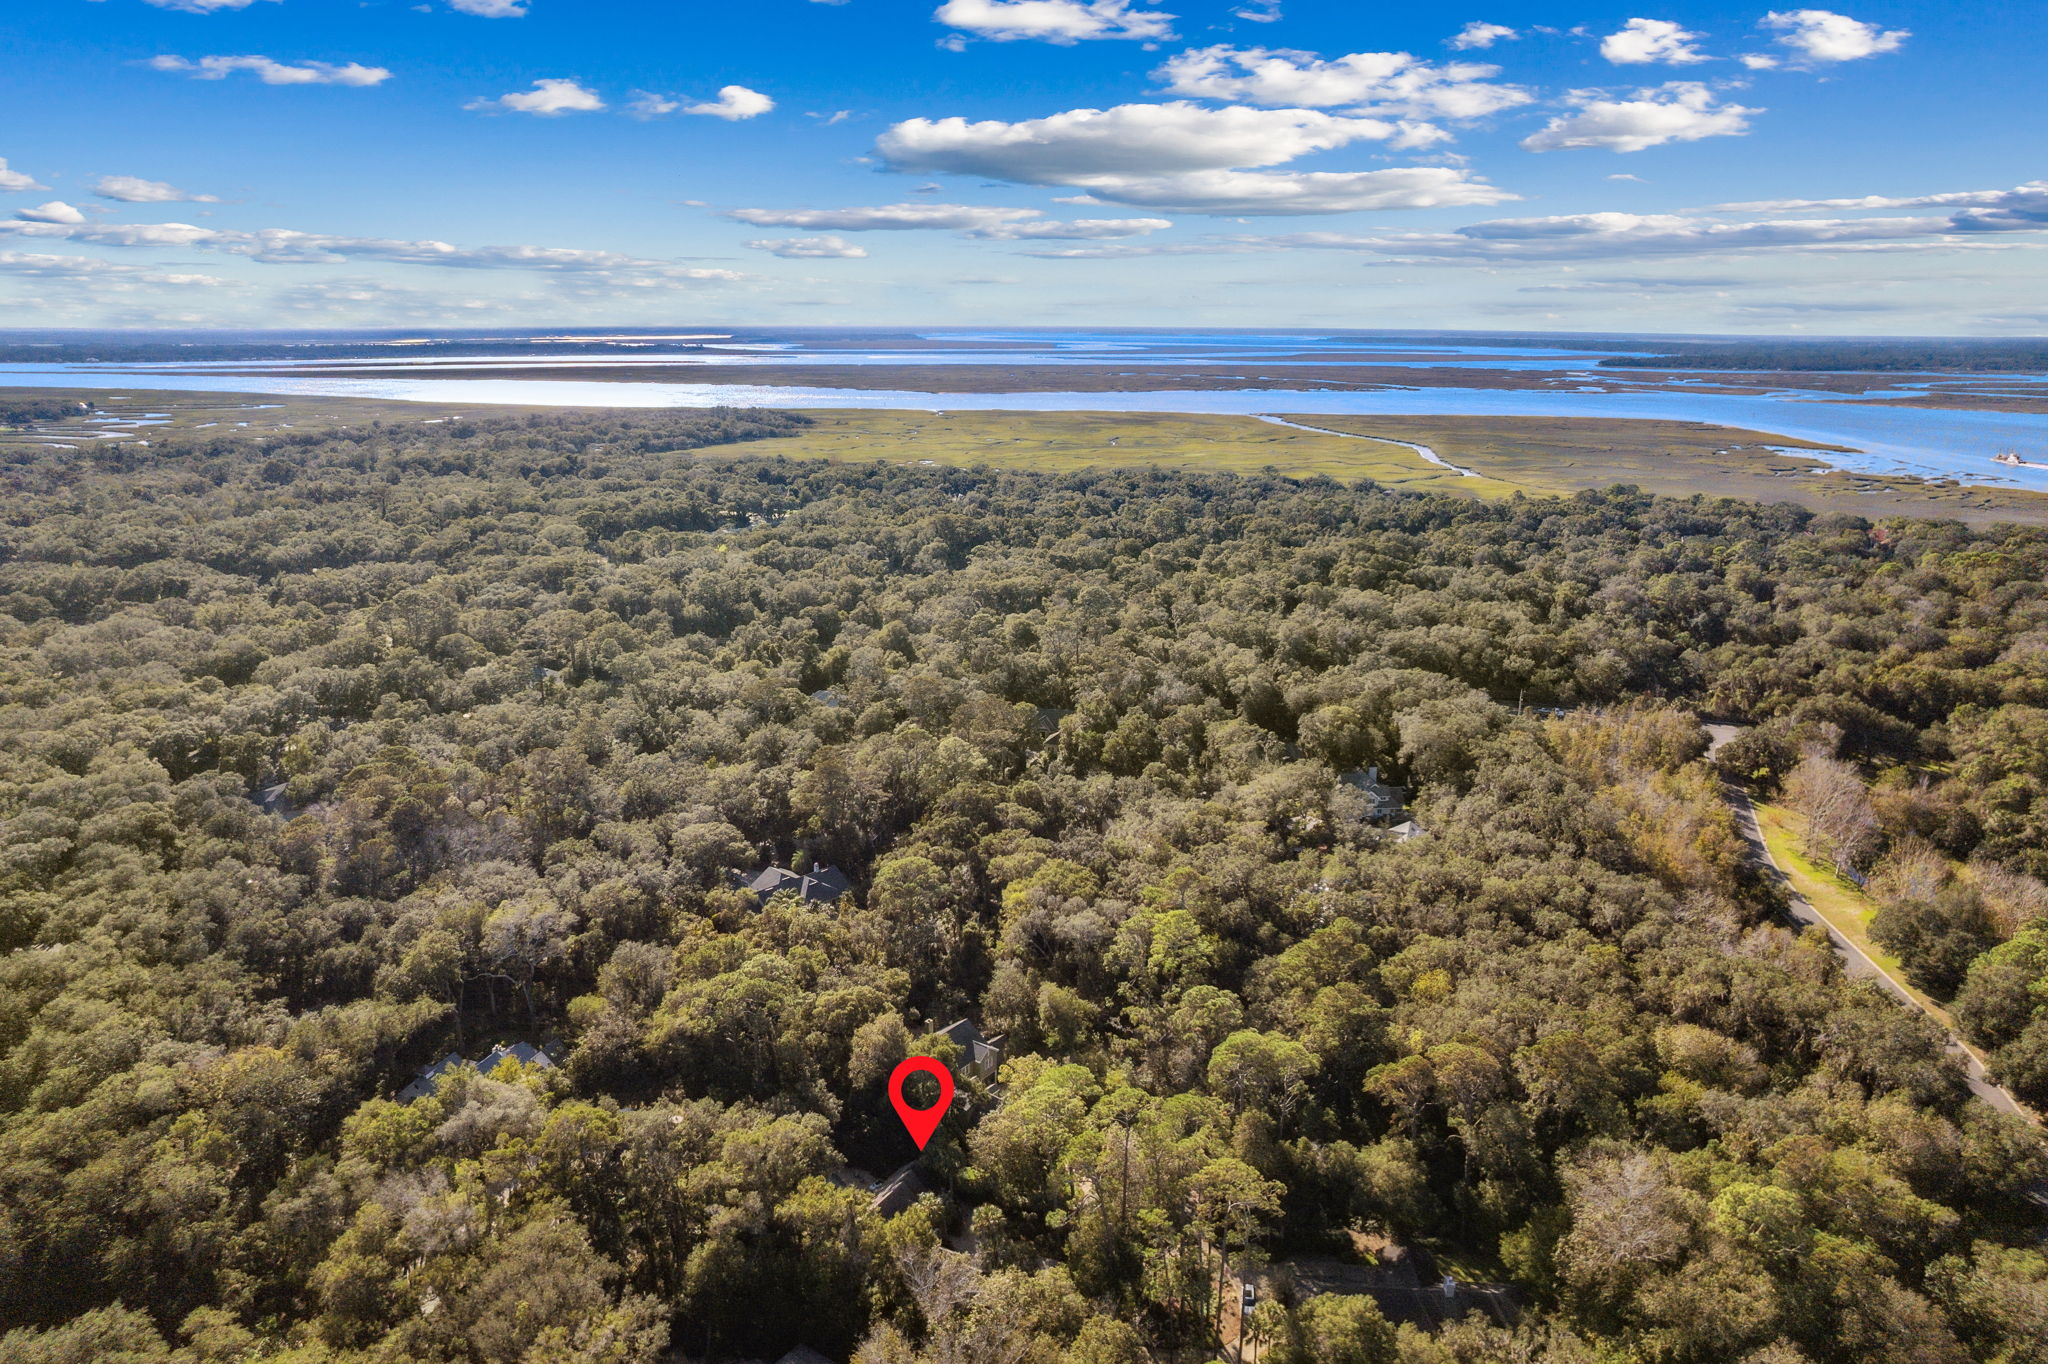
1717 181 2048 233
934 0 1176 44
448 0 529 15
0 160 47 193
467 79 605 116
1600 18 1710 65
980 216 1173 238
747 235 869 258
875 101 1512 215
0 218 747 285
1234 1 1282 21
142 0 279 10
1738 53 1780 69
1761 9 1908 63
731 203 1043 231
15 202 87 225
1039 166 1514 214
2 221 220 249
1014 241 1251 259
1521 83 1757 153
1156 45 1531 119
150 55 393 87
1715 187 2025 212
0 250 224 285
878 102 1421 184
1259 208 2042 262
636 85 774 120
92 176 220 204
727 201 1173 237
1518 275 1746 293
1449 22 1516 50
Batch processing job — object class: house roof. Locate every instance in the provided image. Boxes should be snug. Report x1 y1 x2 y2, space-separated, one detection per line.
745 864 853 905
250 782 299 818
1342 765 1410 814
806 864 854 897
870 1162 938 1219
398 1042 555 1103
482 1042 555 1073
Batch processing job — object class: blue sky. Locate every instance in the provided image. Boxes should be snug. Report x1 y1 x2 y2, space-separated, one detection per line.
1 0 2041 333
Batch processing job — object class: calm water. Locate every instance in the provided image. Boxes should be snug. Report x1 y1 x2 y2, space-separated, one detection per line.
5 327 2046 490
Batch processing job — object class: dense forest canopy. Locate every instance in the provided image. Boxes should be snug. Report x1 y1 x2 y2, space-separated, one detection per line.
0 409 2045 1364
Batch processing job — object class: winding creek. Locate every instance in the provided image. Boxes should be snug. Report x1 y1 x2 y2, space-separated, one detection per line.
1256 415 1483 478
6 327 2047 491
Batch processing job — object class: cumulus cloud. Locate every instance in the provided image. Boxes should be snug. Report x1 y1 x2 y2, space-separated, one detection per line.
15 202 87 225
150 55 394 87
1156 45 1531 120
448 0 529 14
1449 22 1517 50
1233 1 1282 21
874 102 1513 215
92 176 220 204
934 0 1176 44
467 79 605 115
879 102 1425 185
727 201 1173 238
747 235 869 258
633 85 774 120
1521 83 1757 153
1762 9 1908 63
0 160 47 193
1600 18 1710 65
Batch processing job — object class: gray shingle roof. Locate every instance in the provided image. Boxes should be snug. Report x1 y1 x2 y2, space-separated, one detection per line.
397 1042 555 1103
744 864 853 905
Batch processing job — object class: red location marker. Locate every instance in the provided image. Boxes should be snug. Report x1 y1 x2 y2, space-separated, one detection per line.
888 1056 955 1151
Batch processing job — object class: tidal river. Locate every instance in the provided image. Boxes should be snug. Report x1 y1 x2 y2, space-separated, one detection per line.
5 350 2047 491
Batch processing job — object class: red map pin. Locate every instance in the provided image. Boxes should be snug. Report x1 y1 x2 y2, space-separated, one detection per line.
888 1056 955 1151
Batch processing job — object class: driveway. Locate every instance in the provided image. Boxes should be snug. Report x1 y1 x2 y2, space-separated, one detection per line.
1720 780 2034 1124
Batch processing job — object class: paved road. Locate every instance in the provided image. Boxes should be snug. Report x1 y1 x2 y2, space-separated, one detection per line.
1711 764 2035 1124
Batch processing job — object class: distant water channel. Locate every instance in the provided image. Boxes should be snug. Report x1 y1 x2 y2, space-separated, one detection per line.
5 327 2048 491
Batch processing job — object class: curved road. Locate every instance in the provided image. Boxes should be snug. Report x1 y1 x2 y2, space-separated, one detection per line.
1705 725 2036 1125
